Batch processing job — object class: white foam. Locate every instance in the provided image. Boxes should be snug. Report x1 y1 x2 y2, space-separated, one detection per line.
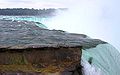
81 59 103 75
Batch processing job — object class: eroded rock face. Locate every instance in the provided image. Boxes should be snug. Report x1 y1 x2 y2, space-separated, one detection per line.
0 47 82 74
0 47 81 75
0 19 106 75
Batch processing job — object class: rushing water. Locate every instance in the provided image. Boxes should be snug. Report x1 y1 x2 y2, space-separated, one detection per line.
1 16 120 75
0 16 48 28
82 44 120 75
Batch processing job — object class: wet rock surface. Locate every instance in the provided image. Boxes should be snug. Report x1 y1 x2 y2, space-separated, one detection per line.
0 20 106 50
0 19 106 75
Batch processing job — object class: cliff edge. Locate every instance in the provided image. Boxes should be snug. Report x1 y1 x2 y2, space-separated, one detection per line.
0 19 106 75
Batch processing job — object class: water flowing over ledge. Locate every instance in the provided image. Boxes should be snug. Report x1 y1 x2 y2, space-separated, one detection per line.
82 44 120 75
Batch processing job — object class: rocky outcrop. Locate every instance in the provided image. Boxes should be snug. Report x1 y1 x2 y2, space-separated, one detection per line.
0 20 106 75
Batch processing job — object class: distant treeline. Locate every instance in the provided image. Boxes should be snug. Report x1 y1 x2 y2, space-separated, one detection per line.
0 8 67 17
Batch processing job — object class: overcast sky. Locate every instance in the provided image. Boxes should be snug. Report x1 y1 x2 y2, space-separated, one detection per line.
0 0 72 8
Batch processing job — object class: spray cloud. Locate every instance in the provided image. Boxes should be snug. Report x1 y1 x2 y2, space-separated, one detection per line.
45 0 120 51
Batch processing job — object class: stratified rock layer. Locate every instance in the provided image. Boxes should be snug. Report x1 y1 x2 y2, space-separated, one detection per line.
0 19 106 75
0 46 81 73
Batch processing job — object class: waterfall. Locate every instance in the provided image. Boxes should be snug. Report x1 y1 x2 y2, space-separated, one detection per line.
82 44 120 75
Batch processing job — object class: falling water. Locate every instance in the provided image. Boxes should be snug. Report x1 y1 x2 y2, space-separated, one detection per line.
82 44 120 75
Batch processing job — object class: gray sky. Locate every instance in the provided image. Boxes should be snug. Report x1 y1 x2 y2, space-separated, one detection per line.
0 0 70 8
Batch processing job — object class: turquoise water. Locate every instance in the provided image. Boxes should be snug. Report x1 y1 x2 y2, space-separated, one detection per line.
0 16 48 28
82 44 120 75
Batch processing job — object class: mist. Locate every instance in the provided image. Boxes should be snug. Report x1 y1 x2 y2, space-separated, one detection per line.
45 0 120 51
